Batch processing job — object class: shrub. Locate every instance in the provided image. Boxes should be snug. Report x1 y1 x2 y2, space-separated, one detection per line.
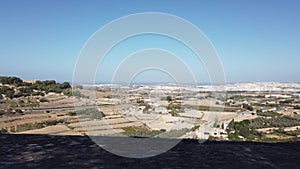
137 99 144 104
157 128 189 138
0 76 23 86
77 108 105 120
0 110 5 116
228 132 241 141
294 105 300 110
0 87 15 99
166 96 173 102
190 125 200 132
166 103 181 110
122 126 164 137
39 98 49 102
67 111 77 116
169 109 179 117
63 89 72 97
143 104 151 113
0 128 8 134
257 111 280 117
15 109 23 114
242 104 254 111
250 116 300 129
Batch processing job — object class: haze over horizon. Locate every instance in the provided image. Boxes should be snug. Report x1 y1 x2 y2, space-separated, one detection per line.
1 0 300 83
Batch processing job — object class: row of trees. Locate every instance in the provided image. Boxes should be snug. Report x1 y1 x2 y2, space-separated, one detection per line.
76 108 105 120
227 115 300 141
30 80 71 94
250 116 300 129
0 76 72 99
227 119 260 140
0 86 15 99
0 76 27 86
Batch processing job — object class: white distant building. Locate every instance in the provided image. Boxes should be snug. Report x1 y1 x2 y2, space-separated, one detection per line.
263 107 277 112
265 94 291 98
154 107 168 114
292 94 300 98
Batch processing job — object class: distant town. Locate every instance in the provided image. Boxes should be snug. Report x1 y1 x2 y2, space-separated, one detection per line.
1 76 300 142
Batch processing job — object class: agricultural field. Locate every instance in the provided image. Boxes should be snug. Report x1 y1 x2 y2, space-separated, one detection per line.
1 77 300 142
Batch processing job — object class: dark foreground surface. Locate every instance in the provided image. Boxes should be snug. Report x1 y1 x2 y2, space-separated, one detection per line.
0 134 299 169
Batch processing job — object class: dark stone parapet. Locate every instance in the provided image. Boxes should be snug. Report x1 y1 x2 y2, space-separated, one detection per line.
0 134 299 169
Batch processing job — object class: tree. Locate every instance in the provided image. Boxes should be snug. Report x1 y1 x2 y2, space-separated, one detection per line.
166 96 173 102
242 103 253 111
39 98 49 102
294 105 300 110
5 90 14 99
59 82 71 89
228 119 235 131
137 99 144 104
15 109 23 114
0 86 15 99
43 80 56 86
0 76 23 86
63 89 72 97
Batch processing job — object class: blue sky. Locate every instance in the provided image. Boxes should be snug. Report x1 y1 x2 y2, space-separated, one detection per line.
0 0 299 83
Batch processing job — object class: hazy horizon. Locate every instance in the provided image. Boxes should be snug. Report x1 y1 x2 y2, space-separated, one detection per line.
2 74 300 86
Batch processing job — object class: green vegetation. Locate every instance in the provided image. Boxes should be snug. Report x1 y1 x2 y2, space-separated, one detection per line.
198 105 240 112
242 103 254 111
228 132 241 141
157 128 189 138
270 128 298 137
31 80 71 94
62 89 72 97
122 126 164 137
169 109 179 117
256 111 281 117
227 115 300 142
0 76 72 98
166 103 181 116
136 99 144 104
227 119 264 141
15 109 23 114
7 99 39 109
63 87 89 98
39 98 49 103
0 86 15 99
288 129 300 135
142 103 151 113
0 110 5 116
16 119 65 132
98 103 112 107
77 108 105 120
190 125 200 132
279 99 294 105
0 128 8 134
250 116 300 129
0 76 25 86
67 125 75 130
67 111 77 116
294 105 300 109
161 95 173 102
57 114 65 117
166 103 181 110
166 96 173 102
72 90 89 98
